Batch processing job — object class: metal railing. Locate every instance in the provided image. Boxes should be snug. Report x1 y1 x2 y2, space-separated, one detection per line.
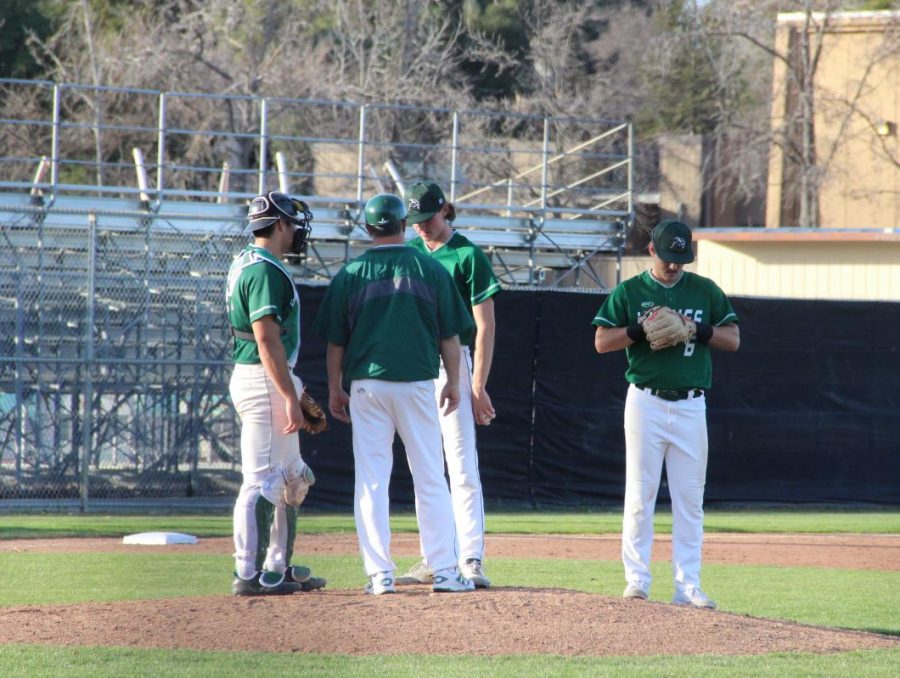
1 79 633 284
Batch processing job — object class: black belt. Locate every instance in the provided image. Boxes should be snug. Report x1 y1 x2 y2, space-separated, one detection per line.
636 385 704 402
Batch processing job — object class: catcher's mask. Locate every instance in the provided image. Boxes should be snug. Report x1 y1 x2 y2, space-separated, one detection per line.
247 191 313 254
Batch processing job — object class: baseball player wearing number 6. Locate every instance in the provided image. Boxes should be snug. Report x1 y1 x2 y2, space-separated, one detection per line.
592 219 739 609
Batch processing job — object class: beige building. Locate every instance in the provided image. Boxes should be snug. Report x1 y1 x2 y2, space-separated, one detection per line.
766 10 900 229
582 228 900 301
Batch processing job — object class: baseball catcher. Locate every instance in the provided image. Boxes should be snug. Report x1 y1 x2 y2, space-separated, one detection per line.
227 191 326 596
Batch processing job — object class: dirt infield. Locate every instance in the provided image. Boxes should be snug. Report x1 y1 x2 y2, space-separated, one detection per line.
3 532 898 570
1 533 898 656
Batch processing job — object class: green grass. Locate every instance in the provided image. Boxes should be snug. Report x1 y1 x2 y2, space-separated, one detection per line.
0 645 898 678
1 508 898 539
0 510 898 677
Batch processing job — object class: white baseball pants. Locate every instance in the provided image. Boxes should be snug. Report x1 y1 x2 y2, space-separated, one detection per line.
229 363 305 579
622 383 708 592
349 378 458 577
433 346 486 563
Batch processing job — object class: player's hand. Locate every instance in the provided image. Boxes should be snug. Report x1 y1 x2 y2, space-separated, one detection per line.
440 383 460 416
472 387 496 426
329 387 351 424
284 396 304 434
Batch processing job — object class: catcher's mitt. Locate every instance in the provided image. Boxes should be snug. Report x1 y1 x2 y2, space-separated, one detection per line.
643 306 695 351
298 391 328 434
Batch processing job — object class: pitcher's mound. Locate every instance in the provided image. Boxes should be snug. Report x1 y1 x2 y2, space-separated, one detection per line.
3 587 897 656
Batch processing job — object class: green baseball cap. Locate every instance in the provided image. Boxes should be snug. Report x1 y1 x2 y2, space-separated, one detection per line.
404 181 456 225
651 219 695 264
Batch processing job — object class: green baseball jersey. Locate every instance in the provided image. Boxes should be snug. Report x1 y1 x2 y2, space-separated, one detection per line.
407 231 501 346
226 245 300 367
313 244 473 382
592 270 739 390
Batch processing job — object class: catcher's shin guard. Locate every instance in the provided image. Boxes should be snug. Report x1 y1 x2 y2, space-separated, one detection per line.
253 494 278 573
233 486 280 579
284 504 298 567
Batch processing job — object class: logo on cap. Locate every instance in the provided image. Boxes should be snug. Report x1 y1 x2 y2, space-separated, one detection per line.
671 236 687 252
408 199 420 211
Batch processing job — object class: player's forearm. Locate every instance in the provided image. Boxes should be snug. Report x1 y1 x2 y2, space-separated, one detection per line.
257 335 299 402
439 335 461 388
594 326 632 353
707 323 740 351
325 343 345 391
471 302 496 392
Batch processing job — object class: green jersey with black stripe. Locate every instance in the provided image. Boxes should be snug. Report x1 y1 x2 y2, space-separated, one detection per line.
226 245 300 367
592 270 739 390
314 244 473 382
408 231 501 346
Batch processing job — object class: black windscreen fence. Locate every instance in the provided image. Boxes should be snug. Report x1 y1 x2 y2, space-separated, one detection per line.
296 286 900 508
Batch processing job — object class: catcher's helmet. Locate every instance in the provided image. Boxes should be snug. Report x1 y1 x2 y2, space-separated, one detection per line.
247 191 313 232
364 193 406 233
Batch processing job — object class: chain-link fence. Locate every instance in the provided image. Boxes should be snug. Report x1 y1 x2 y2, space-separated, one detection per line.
0 203 247 508
0 78 633 509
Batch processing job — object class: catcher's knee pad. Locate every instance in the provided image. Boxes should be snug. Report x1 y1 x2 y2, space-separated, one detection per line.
259 468 288 507
283 456 315 507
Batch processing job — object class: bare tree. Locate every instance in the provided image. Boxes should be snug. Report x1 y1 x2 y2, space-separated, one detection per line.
19 0 505 193
712 0 900 226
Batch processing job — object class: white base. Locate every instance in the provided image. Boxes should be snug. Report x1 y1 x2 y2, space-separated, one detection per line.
122 531 199 545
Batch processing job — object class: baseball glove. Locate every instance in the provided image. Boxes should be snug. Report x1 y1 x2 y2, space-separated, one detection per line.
643 306 695 351
298 391 328 434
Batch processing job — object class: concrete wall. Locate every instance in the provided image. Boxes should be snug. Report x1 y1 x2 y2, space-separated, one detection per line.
573 229 899 301
767 11 900 228
658 134 704 227
694 231 900 301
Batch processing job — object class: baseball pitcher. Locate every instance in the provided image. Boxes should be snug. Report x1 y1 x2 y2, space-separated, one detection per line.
592 219 740 609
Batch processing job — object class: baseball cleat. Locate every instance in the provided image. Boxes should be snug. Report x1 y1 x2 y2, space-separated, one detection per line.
672 586 716 609
623 581 650 600
395 559 434 585
299 576 327 591
232 571 302 596
460 558 491 588
432 569 475 593
364 571 396 595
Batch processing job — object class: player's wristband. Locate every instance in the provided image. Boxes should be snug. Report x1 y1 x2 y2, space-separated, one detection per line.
626 324 646 343
694 322 714 343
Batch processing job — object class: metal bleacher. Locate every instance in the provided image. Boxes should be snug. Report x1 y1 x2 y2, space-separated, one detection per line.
0 79 633 506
